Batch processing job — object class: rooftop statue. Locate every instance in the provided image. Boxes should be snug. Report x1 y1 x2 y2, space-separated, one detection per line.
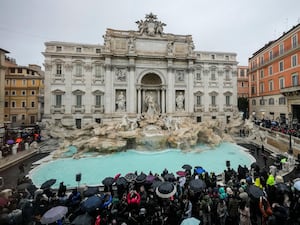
136 13 166 36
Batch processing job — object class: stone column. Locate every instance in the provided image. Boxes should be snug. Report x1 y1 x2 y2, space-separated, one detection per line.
137 87 141 114
161 87 166 114
166 59 174 113
104 58 112 113
188 67 194 112
128 64 135 113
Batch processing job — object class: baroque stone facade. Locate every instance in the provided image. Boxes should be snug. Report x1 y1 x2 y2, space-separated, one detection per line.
43 13 238 128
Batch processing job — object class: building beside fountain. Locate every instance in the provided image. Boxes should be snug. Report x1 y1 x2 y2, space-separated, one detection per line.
43 13 238 129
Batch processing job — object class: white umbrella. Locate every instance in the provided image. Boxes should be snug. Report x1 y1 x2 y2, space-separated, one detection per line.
294 180 300 191
40 206 68 224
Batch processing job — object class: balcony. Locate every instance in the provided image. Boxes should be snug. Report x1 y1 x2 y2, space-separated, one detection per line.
223 104 233 112
194 105 204 112
91 105 104 113
50 105 65 114
280 85 300 97
71 105 85 114
209 104 219 112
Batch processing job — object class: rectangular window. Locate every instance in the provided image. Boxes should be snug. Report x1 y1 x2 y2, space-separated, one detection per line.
11 102 16 107
211 70 216 80
56 46 62 52
292 34 297 48
56 64 62 75
225 71 230 80
22 115 25 120
211 96 216 105
225 96 230 105
260 83 264 93
292 54 297 67
292 73 299 86
10 68 15 73
260 70 264 78
76 47 82 52
251 86 255 95
279 43 284 55
240 69 245 77
31 101 35 107
279 97 286 105
95 65 102 77
279 77 285 89
55 95 62 106
75 64 82 76
12 79 16 86
95 95 101 106
196 96 201 105
76 95 82 107
196 72 201 80
22 101 26 107
12 116 17 123
269 51 273 60
269 80 273 91
96 48 101 53
5 102 9 107
22 79 26 85
260 56 264 65
32 80 35 85
211 54 215 60
269 66 273 75
279 61 284 72
18 68 22 73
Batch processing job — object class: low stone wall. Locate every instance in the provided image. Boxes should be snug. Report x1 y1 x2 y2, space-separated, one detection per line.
266 131 300 157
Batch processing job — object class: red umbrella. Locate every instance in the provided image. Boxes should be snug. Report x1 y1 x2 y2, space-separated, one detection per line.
0 197 9 207
176 171 186 177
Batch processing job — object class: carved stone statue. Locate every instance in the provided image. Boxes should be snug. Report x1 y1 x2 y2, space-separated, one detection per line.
176 92 184 111
136 13 166 36
103 35 111 51
116 91 126 112
144 91 159 121
128 37 135 52
167 41 174 55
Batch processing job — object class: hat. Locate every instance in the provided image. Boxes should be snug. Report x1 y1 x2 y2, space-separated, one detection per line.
246 176 253 184
239 187 244 193
275 175 284 183
155 182 177 198
226 187 234 195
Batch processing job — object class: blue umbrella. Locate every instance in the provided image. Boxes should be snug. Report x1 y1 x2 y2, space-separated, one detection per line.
81 195 102 213
180 217 201 225
194 166 206 174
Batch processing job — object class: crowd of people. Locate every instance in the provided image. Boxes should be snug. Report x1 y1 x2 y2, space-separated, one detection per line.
0 160 300 225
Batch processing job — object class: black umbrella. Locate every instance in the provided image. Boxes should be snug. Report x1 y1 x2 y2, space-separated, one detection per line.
136 173 147 183
125 173 137 182
182 164 192 170
155 182 177 198
81 195 103 213
248 185 264 199
116 177 128 187
102 177 115 186
275 183 290 193
40 179 56 189
151 180 163 190
71 212 93 225
17 183 32 190
164 173 176 182
83 187 99 197
189 179 206 192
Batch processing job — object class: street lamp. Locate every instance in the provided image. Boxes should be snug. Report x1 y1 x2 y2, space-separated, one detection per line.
288 112 293 155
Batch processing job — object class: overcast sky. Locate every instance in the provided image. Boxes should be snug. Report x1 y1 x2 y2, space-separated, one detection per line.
1 0 299 67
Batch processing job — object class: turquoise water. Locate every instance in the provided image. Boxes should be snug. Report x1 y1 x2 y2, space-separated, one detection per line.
29 142 255 188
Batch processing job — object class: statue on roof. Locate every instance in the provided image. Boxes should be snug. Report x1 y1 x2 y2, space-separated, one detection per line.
136 13 166 36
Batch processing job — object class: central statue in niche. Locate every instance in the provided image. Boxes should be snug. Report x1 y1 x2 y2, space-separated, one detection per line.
144 91 160 122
